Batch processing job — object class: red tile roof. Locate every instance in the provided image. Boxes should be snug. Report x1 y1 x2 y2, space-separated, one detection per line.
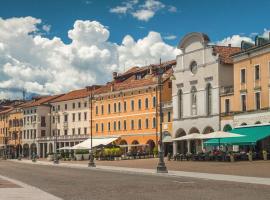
212 46 241 64
23 95 63 108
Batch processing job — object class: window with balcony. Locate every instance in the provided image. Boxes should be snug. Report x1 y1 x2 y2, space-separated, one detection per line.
241 68 246 83
241 94 247 111
255 92 261 110
255 65 260 80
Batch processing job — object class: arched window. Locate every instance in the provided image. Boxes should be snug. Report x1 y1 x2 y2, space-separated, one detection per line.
145 98 149 109
114 103 117 112
206 83 212 116
118 121 121 130
191 86 197 116
118 102 121 112
153 96 156 108
138 99 142 110
178 89 183 119
153 117 156 128
138 119 142 129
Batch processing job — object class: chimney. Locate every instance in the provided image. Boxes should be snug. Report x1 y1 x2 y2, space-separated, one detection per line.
111 83 114 92
149 65 154 75
113 72 118 79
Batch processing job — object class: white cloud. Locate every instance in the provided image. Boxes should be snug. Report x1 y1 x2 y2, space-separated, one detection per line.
164 35 177 40
0 17 179 99
42 24 51 33
110 0 177 22
217 35 254 47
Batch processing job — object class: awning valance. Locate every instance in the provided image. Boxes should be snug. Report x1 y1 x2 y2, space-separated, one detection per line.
205 125 270 146
71 137 119 150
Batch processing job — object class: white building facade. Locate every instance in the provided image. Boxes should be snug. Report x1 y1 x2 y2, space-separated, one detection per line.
172 32 239 154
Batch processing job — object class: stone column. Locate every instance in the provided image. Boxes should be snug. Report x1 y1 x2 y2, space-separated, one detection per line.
187 141 191 153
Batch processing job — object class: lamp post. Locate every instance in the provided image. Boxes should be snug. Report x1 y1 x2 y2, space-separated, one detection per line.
88 89 96 167
17 130 22 161
54 111 59 164
156 59 168 173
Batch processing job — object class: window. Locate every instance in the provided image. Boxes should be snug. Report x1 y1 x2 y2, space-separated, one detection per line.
124 101 127 111
65 104 67 110
84 101 87 107
101 105 104 115
124 120 127 130
138 119 142 129
145 98 149 109
255 65 260 80
72 113 75 122
241 94 247 111
52 106 55 111
64 114 68 122
57 115 60 123
108 104 111 113
84 127 87 135
114 103 117 112
41 116 46 127
78 128 81 135
52 116 55 123
108 122 111 131
78 102 81 108
72 103 75 109
131 120 134 130
41 130 46 137
95 124 98 132
225 99 230 113
153 117 156 128
145 119 149 129
78 113 81 121
153 96 156 108
72 128 75 135
118 121 121 130
57 105 60 111
96 106 98 115
191 86 197 115
190 61 198 74
84 112 87 121
64 130 68 135
118 102 121 112
206 84 212 115
241 69 246 83
101 123 104 132
114 121 116 130
255 92 261 110
131 100 134 111
178 90 183 119
138 99 142 110
168 112 171 122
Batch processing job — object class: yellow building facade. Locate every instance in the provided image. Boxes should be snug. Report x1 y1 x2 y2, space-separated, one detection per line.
92 61 175 152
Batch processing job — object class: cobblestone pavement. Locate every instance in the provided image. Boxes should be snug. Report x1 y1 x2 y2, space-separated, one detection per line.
55 158 270 178
0 161 270 200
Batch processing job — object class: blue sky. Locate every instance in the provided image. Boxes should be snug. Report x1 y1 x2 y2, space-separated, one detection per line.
1 0 269 45
0 0 269 99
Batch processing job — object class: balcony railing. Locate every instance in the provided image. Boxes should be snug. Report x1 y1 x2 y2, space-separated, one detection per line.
220 86 234 95
162 101 172 109
37 134 89 142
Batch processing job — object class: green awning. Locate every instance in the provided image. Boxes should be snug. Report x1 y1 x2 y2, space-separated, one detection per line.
204 125 270 146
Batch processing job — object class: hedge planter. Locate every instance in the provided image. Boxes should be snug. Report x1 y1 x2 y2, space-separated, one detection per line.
83 154 90 160
75 154 83 161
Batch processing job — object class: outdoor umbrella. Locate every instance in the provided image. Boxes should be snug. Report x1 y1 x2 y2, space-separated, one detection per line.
201 131 244 148
172 133 202 141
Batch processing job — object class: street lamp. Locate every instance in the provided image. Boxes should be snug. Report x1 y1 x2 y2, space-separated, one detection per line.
155 59 168 173
88 89 96 167
54 111 59 164
17 130 22 161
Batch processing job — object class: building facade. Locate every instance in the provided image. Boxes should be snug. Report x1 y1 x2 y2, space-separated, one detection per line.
92 61 175 152
172 32 240 154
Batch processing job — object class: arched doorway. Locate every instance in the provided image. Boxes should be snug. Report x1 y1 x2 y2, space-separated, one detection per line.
146 139 155 153
131 140 139 152
223 124 232 132
175 128 187 154
241 122 247 126
189 127 200 154
16 144 22 158
23 144 30 158
30 143 37 157
49 143 53 154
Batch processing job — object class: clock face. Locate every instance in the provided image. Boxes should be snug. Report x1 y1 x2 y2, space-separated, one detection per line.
190 61 198 74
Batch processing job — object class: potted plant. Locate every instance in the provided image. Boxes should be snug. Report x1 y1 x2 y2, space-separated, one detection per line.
263 150 268 161
153 146 159 158
82 149 90 160
75 150 84 161
47 153 54 161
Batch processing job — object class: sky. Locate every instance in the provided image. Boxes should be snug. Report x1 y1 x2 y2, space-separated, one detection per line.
0 0 269 99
